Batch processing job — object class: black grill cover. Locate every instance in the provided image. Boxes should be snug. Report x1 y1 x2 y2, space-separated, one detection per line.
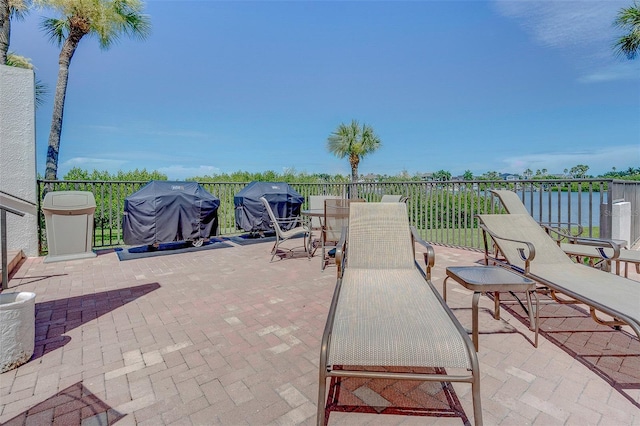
123 181 220 245
234 182 304 232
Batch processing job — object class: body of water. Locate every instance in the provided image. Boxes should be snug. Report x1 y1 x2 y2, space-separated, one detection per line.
515 190 608 227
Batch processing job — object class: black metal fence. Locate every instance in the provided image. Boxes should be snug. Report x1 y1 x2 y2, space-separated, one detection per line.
36 179 640 255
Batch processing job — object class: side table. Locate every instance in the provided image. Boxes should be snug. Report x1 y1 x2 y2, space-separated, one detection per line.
444 266 539 351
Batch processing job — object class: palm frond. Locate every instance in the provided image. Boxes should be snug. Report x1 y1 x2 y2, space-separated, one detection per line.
614 34 640 59
40 16 68 46
9 0 30 20
613 3 640 60
35 79 48 108
6 51 33 68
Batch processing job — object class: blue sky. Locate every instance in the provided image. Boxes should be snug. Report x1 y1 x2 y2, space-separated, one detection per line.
10 0 640 180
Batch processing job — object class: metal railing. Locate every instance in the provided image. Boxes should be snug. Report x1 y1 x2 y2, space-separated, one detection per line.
36 179 640 255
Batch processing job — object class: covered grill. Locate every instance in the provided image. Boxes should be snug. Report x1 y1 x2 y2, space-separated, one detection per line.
234 182 304 233
123 181 220 245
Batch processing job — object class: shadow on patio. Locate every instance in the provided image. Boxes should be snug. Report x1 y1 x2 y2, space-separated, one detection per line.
33 283 161 359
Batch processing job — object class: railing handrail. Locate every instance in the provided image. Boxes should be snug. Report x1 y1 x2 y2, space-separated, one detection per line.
34 178 640 255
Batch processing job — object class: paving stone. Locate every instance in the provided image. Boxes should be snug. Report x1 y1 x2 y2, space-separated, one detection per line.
1 243 638 425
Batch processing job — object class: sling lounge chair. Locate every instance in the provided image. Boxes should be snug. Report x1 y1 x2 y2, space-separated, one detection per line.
477 213 640 344
318 203 482 425
490 189 635 275
259 197 310 261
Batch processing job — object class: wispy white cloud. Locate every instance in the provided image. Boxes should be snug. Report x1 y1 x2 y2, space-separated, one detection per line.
141 129 209 139
501 145 639 175
81 123 209 139
158 165 222 180
61 157 129 170
492 0 638 83
578 62 640 83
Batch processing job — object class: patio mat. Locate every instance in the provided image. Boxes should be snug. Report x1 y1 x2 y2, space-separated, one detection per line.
229 232 277 246
115 238 232 261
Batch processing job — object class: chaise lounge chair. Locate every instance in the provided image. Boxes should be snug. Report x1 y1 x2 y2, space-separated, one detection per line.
490 189 638 276
318 203 482 425
477 213 640 344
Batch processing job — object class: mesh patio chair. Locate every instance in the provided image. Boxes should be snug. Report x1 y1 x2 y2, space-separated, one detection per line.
308 195 340 255
380 194 402 202
477 213 640 343
490 189 633 274
318 203 482 425
320 198 364 271
259 197 310 262
380 194 409 203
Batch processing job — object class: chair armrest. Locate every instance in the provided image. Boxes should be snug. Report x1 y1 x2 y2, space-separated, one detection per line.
479 223 536 273
335 226 348 278
411 226 435 280
273 216 308 230
541 223 623 260
539 221 584 241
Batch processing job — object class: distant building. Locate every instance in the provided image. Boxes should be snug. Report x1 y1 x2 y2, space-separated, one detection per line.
500 173 520 181
418 173 435 181
360 173 380 182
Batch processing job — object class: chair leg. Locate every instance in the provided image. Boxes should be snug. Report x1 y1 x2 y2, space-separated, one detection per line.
317 373 326 426
270 235 279 262
472 373 483 426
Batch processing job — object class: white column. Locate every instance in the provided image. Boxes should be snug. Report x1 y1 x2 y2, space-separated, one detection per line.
0 65 38 257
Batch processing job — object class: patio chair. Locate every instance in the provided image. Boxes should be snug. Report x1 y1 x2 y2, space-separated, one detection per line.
318 203 482 425
380 194 409 203
259 197 310 262
320 198 364 271
477 213 640 344
490 189 636 275
309 195 340 254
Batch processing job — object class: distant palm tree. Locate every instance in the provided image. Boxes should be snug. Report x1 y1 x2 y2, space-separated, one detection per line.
327 120 381 196
38 0 150 180
613 1 640 59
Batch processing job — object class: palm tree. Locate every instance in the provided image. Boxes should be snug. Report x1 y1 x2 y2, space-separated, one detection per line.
613 1 640 59
38 0 150 180
1 0 29 64
326 120 381 197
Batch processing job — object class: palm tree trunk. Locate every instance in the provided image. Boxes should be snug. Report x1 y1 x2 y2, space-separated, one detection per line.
45 33 83 180
350 154 359 199
0 0 10 64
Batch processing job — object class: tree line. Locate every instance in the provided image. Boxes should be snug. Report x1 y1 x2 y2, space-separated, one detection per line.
58 165 640 184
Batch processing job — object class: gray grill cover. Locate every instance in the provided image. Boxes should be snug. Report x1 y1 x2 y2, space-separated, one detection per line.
123 181 220 245
234 182 304 232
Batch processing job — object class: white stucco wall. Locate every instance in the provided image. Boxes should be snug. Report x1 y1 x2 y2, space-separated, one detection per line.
0 65 38 257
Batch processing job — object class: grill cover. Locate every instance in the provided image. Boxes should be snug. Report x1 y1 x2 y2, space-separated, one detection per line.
123 181 220 245
234 182 304 232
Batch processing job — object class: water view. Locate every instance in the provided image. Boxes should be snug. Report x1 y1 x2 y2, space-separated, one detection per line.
516 190 608 227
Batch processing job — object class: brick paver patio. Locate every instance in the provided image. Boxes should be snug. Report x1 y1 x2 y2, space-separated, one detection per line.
1 238 638 425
